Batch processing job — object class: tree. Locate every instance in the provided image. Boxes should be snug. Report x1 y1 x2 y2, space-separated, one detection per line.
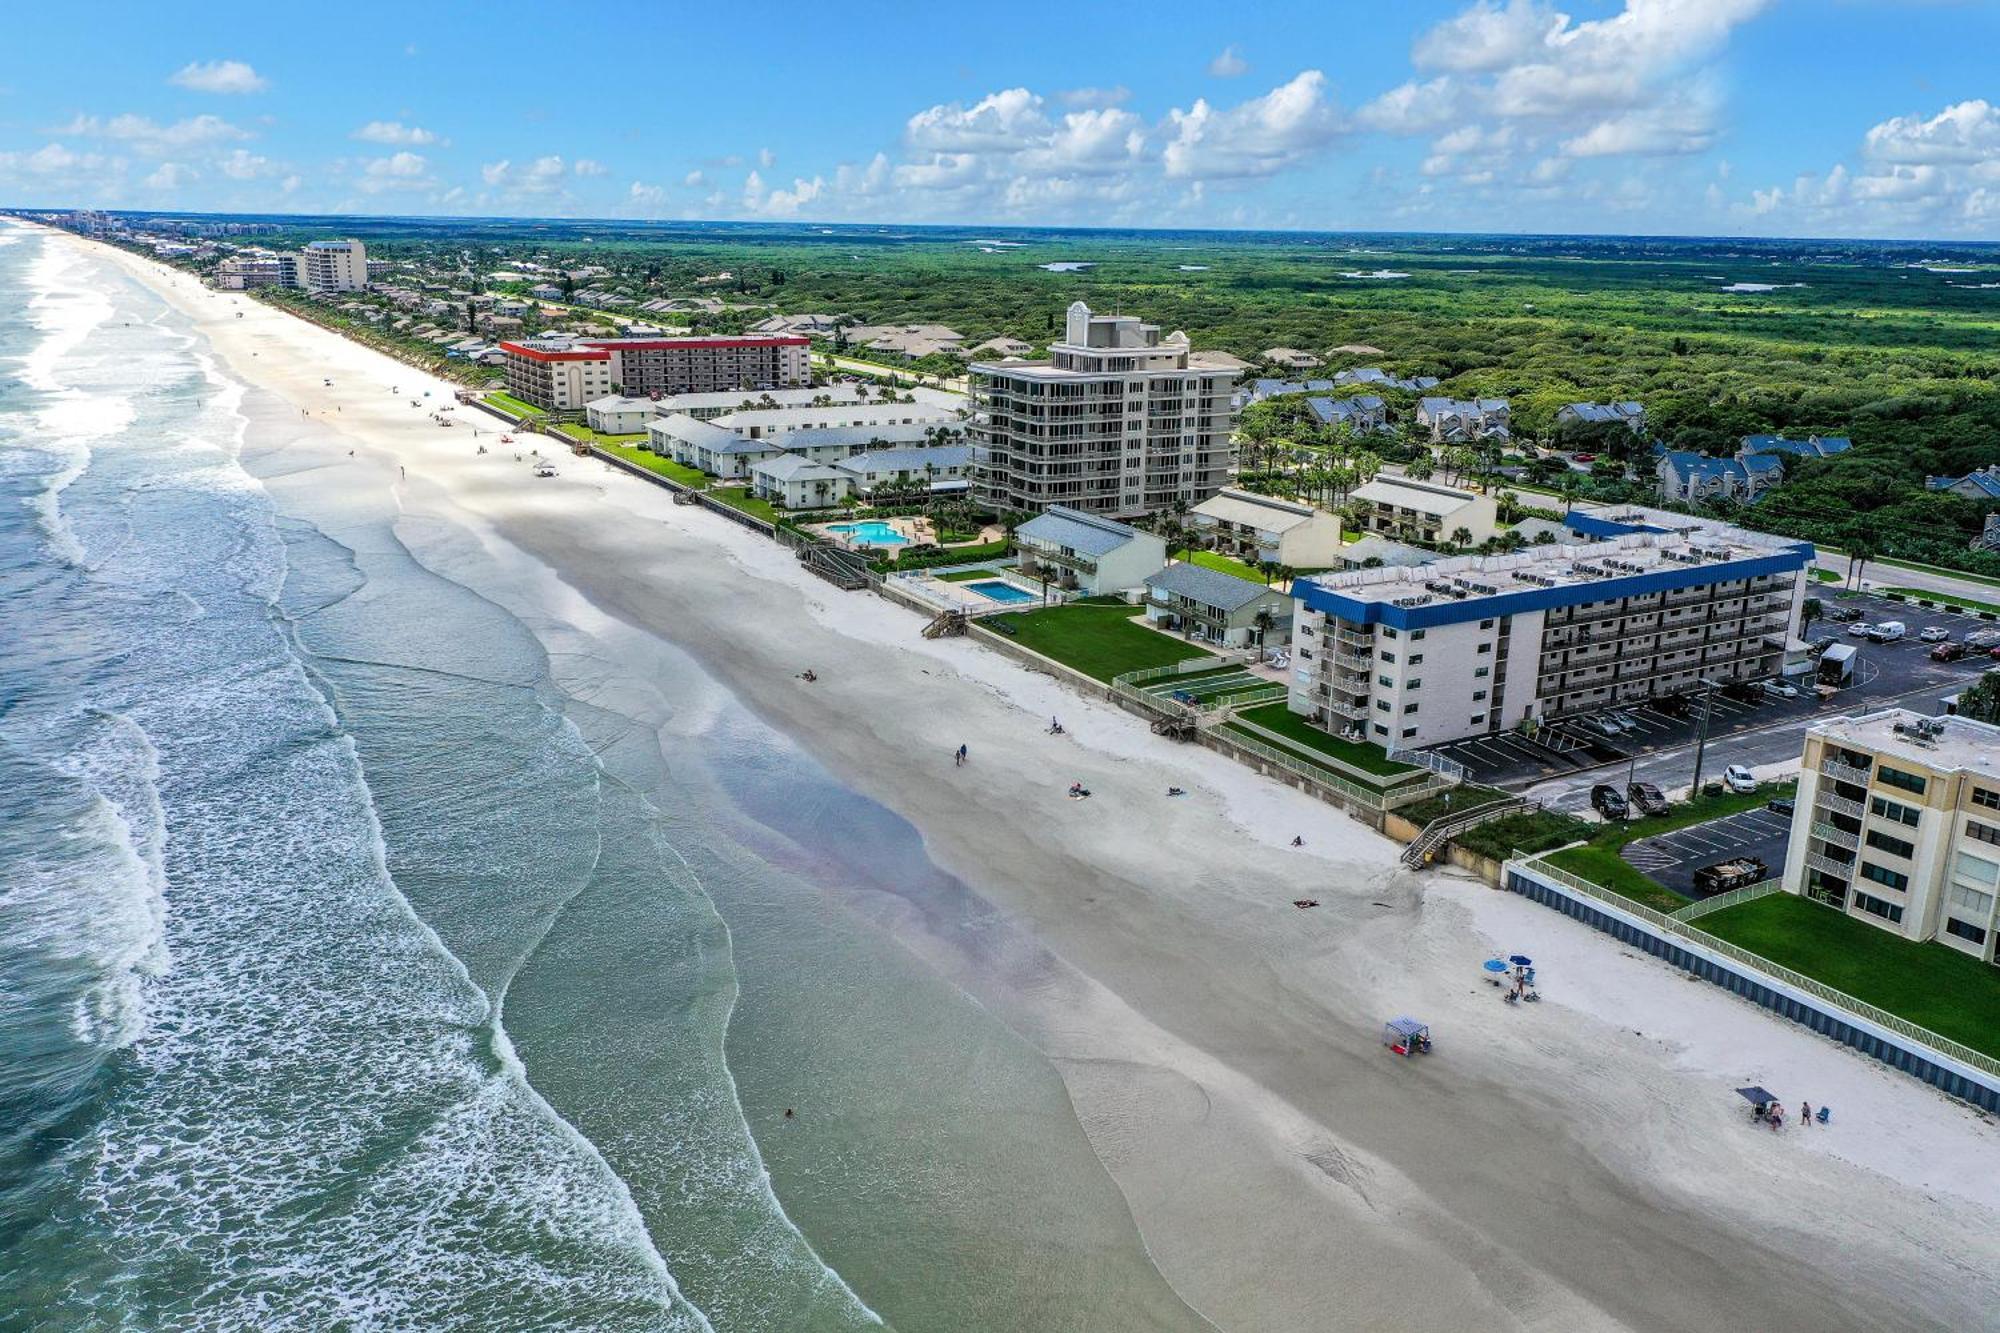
1252 607 1276 646
463 300 477 335
1451 525 1474 551
1800 596 1824 634
1957 669 2000 725
1406 453 1436 482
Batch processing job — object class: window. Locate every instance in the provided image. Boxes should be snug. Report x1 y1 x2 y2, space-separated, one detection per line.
1474 666 1490 678
1469 713 1486 725
1877 766 1927 796
1953 852 2000 892
1472 690 1488 702
1865 830 1915 859
1869 796 1920 828
1383 627 1399 639
1477 643 1492 655
1853 891 1905 924
1945 918 1988 946
1411 630 1426 641
1401 726 1418 739
1380 652 1397 664
1404 703 1419 715
1947 879 1995 919
1860 862 1910 892
1480 619 1494 630
1408 679 1422 690
1376 700 1391 713
1968 820 2000 847
1974 786 2000 811
1378 674 1393 688
1409 654 1424 665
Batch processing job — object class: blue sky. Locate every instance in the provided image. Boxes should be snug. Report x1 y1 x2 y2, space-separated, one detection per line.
3 1 1997 238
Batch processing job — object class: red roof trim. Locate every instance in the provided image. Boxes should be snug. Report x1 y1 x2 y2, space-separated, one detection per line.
579 336 810 351
498 341 611 363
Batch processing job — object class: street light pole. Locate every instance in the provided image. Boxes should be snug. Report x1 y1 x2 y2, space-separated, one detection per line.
1688 677 1718 797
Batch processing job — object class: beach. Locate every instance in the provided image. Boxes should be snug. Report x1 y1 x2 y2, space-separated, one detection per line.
33 225 2000 1330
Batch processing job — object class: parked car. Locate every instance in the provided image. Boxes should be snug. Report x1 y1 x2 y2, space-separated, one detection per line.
1932 641 1969 662
1967 629 2000 649
1829 605 1864 623
1766 796 1796 815
1591 784 1629 819
1627 781 1670 816
1920 626 1951 643
1723 680 1765 703
1761 679 1799 700
1847 622 1875 637
1868 621 1907 643
1722 764 1758 794
1654 692 1694 718
1573 453 1597 463
1809 634 1838 654
1585 716 1624 739
1605 710 1640 733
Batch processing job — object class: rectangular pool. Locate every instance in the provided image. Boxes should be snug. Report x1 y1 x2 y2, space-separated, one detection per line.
969 580 1036 605
829 520 908 546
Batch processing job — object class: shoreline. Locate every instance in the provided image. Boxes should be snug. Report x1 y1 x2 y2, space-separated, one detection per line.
57 226 2000 1331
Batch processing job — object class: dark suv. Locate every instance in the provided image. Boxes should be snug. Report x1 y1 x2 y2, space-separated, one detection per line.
1591 784 1629 819
1626 781 1669 816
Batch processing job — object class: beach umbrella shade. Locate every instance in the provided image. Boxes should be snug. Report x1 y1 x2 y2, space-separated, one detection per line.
1508 954 1534 967
1735 1086 1778 1105
1482 959 1511 975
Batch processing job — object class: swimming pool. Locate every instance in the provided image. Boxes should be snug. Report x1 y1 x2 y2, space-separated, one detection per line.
969 580 1036 605
829 520 908 546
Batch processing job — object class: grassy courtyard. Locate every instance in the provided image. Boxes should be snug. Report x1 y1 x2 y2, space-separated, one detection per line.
1186 550 1271 584
594 441 709 489
1696 892 2000 1060
483 390 546 420
985 603 1218 681
1543 779 1798 914
1225 703 1416 778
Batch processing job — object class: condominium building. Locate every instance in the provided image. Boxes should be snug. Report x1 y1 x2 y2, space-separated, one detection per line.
1783 709 2000 962
970 301 1239 519
297 239 369 292
1287 508 1810 749
1349 476 1498 547
1188 488 1343 569
499 334 811 409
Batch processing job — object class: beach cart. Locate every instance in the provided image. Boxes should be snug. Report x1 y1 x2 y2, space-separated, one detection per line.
1383 1017 1432 1056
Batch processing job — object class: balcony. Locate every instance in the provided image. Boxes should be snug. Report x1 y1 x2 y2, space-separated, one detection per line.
1804 850 1856 880
1324 697 1370 722
1821 758 1871 786
1809 821 1859 851
1333 649 1373 671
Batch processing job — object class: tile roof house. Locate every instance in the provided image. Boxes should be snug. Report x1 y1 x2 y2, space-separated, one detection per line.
1263 347 1325 370
1739 434 1853 459
834 445 974 496
1144 562 1293 647
1305 394 1390 434
748 453 855 509
969 336 1034 358
1014 505 1166 596
1334 367 1439 392
1350 476 1499 546
1556 401 1646 431
1415 397 1510 443
1189 487 1344 568
1655 449 1785 504
1928 466 2000 502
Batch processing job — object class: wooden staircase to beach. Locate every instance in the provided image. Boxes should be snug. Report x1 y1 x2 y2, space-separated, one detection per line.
798 542 874 591
923 609 969 639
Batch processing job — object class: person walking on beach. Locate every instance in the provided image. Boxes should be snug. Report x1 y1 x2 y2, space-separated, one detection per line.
1801 1101 1812 1127
955 743 968 767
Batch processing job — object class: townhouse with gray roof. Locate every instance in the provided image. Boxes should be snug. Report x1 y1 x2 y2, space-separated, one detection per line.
1144 563 1293 648
1013 505 1167 595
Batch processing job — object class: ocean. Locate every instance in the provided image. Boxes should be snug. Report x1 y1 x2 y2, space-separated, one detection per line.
0 226 1203 1330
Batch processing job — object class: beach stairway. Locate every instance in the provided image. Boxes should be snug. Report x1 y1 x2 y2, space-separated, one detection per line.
1150 714 1198 741
1400 796 1535 870
923 609 969 639
799 542 874 591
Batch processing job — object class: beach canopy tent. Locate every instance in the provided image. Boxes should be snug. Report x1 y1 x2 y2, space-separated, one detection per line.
1383 1017 1432 1055
1736 1086 1778 1107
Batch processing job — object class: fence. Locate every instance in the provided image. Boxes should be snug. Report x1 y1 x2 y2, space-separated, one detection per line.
1385 743 1469 783
1505 854 2000 1108
1227 714 1429 791
1669 878 1781 922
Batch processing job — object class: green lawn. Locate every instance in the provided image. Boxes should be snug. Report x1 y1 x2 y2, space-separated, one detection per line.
1697 893 2000 1060
1812 568 1843 584
938 567 1002 582
707 488 782 524
1460 810 1591 863
1882 586 2000 617
1876 555 2000 591
1592 779 1797 854
484 390 546 420
1227 703 1417 777
595 441 709 489
1186 550 1273 585
985 604 1217 681
1547 844 1692 914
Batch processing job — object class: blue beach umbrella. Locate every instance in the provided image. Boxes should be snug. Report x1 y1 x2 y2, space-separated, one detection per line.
1508 954 1534 967
1482 959 1511 975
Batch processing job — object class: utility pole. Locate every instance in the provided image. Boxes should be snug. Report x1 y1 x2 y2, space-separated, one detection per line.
1688 677 1718 797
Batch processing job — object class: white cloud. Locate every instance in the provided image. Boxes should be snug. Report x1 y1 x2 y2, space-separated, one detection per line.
359 152 433 193
481 159 511 186
1162 71 1343 179
353 120 445 147
906 88 1048 153
628 180 667 209
683 169 705 187
757 147 776 169
217 148 273 180
573 157 608 176
1862 100 2000 166
1207 46 1250 78
168 60 267 95
143 162 194 190
55 113 248 155
0 143 106 176
1056 86 1131 109
743 169 825 217
1734 97 2000 235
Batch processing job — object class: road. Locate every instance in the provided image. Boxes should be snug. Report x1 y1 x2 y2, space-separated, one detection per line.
1809 547 1999 604
815 350 967 394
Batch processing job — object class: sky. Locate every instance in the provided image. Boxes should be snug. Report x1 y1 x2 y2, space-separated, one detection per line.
3 0 1997 239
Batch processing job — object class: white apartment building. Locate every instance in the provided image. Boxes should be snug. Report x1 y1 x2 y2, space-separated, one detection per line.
1188 488 1343 569
1014 505 1167 596
499 334 812 410
1349 476 1498 547
297 239 369 292
971 301 1239 519
499 339 617 410
1783 709 2000 961
1287 509 1810 749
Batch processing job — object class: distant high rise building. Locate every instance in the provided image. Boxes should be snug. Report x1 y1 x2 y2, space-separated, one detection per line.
499 334 811 410
296 239 369 292
971 301 1239 519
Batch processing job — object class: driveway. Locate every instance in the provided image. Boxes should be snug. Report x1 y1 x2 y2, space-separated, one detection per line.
1620 806 1796 897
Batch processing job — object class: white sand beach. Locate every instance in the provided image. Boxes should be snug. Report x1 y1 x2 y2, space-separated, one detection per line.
70 230 2000 1331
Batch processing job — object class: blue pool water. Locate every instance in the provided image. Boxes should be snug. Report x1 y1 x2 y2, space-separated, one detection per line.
969 580 1036 605
829 520 907 546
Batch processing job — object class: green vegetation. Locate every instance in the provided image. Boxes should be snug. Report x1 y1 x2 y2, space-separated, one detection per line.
938 566 1003 582
706 488 781 524
1459 810 1591 864
985 603 1216 681
1698 893 2000 1060
1547 845 1691 914
1812 568 1843 584
874 538 1012 573
1398 785 1509 826
594 441 708 489
1882 586 2000 616
484 391 546 420
1227 703 1415 777
1186 550 1272 584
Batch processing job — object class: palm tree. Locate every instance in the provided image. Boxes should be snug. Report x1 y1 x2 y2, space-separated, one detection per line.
1451 525 1474 551
1406 453 1436 482
1252 606 1276 646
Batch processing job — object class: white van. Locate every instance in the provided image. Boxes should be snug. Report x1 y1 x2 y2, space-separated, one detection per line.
1868 620 1906 643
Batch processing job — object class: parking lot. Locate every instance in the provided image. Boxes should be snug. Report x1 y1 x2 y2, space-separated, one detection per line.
1620 805 1797 897
1434 589 1996 795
